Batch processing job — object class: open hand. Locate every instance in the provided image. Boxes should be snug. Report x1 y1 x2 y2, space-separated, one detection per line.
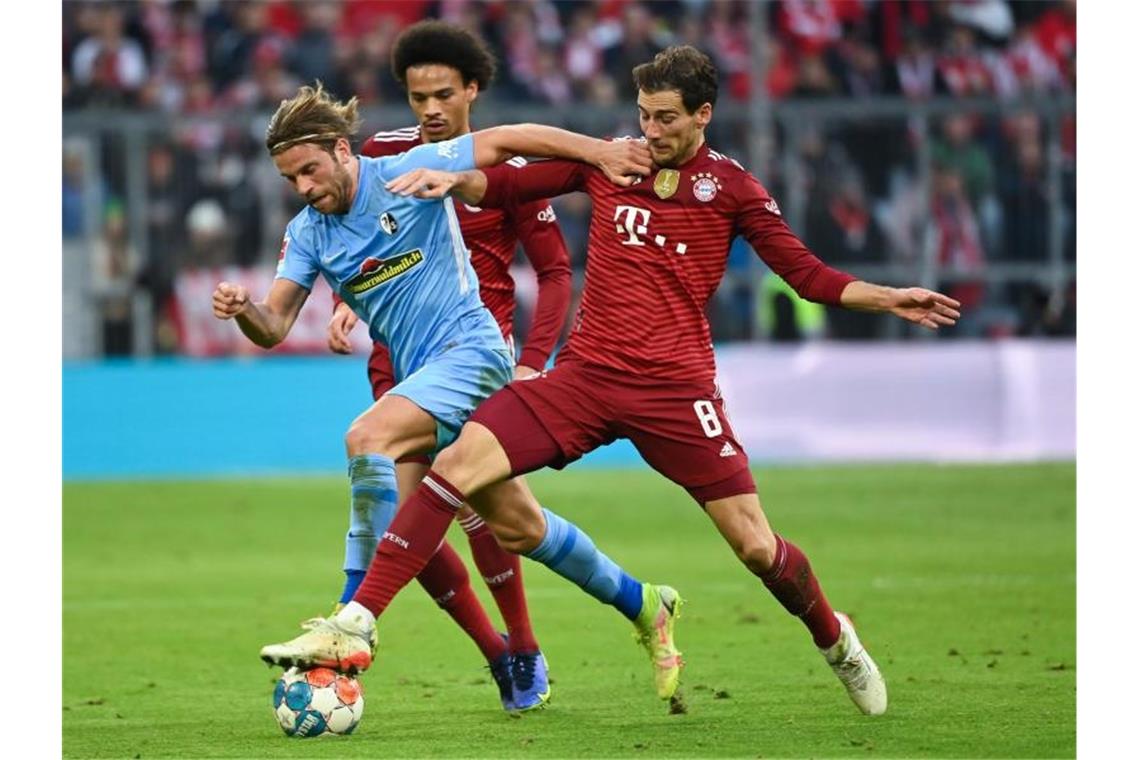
889 288 962 330
386 169 458 199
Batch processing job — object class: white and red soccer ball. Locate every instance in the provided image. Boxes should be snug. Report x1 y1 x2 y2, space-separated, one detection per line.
272 667 364 738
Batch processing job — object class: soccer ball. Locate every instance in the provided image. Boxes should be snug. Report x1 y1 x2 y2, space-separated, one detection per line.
272 667 365 738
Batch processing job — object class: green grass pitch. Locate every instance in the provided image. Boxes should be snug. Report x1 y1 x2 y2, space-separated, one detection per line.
64 463 1074 758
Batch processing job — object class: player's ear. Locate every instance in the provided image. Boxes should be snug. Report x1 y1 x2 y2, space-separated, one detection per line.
466 81 479 105
695 103 713 129
334 137 352 164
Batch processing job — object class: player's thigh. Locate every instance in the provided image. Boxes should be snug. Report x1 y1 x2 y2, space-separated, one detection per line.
346 393 438 458
625 388 756 505
465 477 546 552
390 343 514 454
474 362 616 476
369 344 432 468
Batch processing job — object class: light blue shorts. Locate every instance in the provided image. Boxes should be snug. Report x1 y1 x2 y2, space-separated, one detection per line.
387 342 514 453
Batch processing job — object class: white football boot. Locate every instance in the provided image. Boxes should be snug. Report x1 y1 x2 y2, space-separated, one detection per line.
260 602 376 674
820 612 888 716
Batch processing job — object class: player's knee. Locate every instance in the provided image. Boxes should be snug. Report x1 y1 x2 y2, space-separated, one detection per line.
432 424 505 493
345 418 396 458
729 530 778 575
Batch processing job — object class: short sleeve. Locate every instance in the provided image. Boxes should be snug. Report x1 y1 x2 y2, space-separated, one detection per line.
274 223 319 290
377 133 475 180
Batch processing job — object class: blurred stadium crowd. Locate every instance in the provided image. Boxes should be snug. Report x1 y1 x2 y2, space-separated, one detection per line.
62 0 1076 356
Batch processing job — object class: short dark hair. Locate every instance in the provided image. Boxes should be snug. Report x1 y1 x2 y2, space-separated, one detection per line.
390 21 497 91
632 45 718 114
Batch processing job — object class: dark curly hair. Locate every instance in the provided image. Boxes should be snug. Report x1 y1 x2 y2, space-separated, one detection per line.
632 45 719 114
390 21 497 91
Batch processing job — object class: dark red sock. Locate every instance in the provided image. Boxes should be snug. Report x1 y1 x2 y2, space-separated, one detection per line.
416 539 508 662
459 512 540 654
759 534 841 648
353 471 464 617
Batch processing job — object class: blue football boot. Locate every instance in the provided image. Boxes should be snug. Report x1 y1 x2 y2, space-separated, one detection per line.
509 649 551 712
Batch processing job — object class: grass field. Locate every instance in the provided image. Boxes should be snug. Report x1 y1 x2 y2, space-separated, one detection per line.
63 463 1075 758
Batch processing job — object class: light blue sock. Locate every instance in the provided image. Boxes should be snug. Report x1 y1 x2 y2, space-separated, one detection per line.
526 507 644 620
340 454 398 603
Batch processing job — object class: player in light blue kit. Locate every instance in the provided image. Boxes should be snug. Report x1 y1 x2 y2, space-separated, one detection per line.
212 83 658 697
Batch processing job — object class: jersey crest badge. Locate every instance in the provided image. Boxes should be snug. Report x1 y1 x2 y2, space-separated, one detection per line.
691 172 722 203
653 169 680 199
764 199 781 215
379 211 398 235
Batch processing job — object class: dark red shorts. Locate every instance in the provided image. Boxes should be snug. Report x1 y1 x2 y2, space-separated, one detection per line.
470 359 756 504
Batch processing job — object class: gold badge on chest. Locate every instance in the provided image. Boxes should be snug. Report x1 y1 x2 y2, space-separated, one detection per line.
653 169 680 199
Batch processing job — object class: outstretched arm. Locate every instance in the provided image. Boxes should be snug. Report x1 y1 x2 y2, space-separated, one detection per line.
839 282 961 329
212 277 309 348
471 126 651 186
735 173 960 329
386 159 589 207
386 169 489 205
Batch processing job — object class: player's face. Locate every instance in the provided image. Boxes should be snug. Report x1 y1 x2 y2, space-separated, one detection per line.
637 90 712 168
405 64 478 142
274 140 356 215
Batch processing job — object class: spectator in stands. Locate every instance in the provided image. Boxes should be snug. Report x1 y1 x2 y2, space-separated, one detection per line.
287 1 340 90
930 164 987 321
805 170 888 339
224 37 299 109
791 53 841 97
70 3 149 107
886 24 947 99
992 21 1063 98
206 1 283 92
563 5 606 98
836 31 889 98
91 200 141 355
931 114 996 207
1033 0 1076 88
705 1 752 101
999 132 1049 262
779 0 843 57
937 25 992 96
184 198 232 271
604 3 666 99
63 141 89 240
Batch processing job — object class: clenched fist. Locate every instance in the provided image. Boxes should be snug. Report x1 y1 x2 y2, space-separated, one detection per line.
212 281 250 319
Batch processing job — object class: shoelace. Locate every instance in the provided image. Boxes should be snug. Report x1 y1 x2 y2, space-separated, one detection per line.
833 652 870 688
511 653 539 692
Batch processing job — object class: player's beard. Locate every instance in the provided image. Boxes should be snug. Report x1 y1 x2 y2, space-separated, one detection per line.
654 133 700 169
314 164 355 215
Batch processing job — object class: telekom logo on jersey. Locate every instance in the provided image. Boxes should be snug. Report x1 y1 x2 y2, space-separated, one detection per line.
613 205 688 255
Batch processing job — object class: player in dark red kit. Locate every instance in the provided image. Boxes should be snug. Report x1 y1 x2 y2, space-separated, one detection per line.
323 21 570 713
296 46 961 713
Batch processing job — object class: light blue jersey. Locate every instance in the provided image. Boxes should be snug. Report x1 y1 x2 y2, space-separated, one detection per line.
275 134 506 381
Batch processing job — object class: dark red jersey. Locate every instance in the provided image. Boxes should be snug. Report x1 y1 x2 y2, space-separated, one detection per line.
481 143 857 383
360 126 571 369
